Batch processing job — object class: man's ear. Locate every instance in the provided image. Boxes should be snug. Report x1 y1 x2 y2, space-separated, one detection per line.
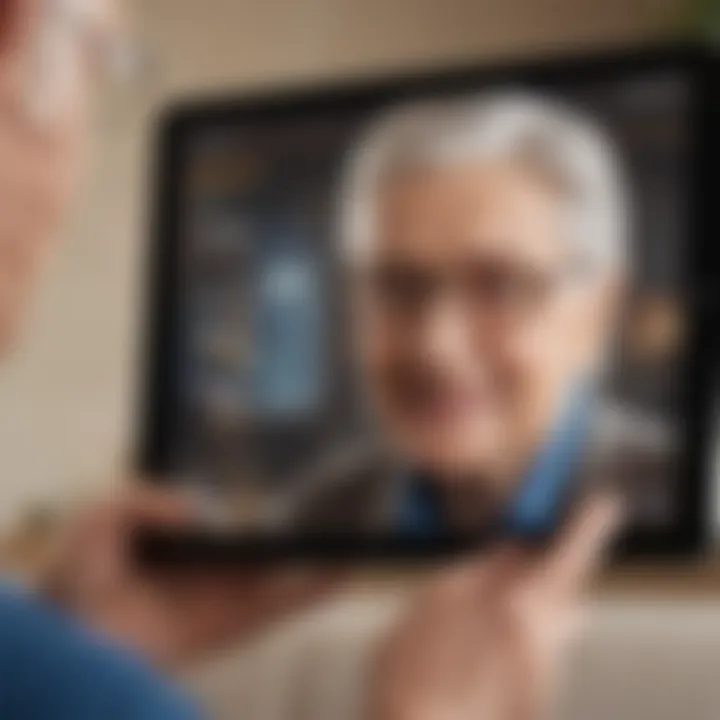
574 272 625 371
602 272 627 335
592 273 626 363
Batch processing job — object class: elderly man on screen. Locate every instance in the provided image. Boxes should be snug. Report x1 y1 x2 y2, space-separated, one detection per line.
290 95 656 537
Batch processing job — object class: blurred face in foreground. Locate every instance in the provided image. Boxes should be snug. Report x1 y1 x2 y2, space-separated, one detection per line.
353 159 618 489
0 0 118 350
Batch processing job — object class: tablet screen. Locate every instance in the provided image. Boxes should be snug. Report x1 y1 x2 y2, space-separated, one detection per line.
143 49 713 552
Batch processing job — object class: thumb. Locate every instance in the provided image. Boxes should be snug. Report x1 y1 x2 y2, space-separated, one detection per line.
539 493 623 601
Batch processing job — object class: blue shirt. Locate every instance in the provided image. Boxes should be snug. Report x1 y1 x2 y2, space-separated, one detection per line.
0 584 201 720
398 390 591 538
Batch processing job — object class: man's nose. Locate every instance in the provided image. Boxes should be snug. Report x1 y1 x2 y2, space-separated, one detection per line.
415 297 475 363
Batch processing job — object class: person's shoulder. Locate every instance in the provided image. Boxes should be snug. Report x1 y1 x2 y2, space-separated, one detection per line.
585 400 678 481
589 401 677 458
580 400 679 522
0 583 200 720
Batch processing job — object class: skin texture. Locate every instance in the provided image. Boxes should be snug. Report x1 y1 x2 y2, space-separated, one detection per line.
355 162 618 491
0 4 621 718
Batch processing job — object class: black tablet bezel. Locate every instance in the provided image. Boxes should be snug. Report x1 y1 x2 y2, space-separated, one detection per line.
137 42 718 563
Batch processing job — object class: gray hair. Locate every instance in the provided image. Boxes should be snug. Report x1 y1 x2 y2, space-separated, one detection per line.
340 92 630 273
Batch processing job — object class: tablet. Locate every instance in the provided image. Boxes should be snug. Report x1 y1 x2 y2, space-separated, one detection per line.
137 43 717 562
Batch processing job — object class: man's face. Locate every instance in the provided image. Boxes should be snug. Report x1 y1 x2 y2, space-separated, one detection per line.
353 161 616 485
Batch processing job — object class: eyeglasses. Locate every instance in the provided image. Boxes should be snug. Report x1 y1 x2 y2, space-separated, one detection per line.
355 259 588 333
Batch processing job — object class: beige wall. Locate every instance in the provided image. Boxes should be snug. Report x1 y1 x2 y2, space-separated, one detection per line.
0 0 683 529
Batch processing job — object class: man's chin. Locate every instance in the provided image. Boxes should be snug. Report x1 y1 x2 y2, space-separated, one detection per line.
402 435 503 478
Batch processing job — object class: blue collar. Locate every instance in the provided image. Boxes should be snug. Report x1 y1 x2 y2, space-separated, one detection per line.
398 390 591 538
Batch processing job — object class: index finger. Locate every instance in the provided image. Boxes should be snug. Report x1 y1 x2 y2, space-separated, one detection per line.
64 484 197 550
537 493 623 600
115 483 198 525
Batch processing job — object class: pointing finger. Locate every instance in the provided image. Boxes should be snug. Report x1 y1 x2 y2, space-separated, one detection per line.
537 493 623 600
